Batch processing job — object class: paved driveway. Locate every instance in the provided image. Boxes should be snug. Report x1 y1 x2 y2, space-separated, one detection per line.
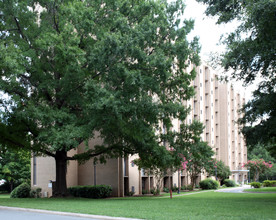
0 206 141 220
0 209 101 220
215 185 251 193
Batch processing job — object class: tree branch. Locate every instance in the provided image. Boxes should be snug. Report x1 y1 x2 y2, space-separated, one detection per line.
53 0 60 34
66 147 109 161
13 17 26 40
13 17 32 48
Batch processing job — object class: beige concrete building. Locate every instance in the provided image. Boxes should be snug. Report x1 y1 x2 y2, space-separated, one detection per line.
188 64 248 184
31 63 247 197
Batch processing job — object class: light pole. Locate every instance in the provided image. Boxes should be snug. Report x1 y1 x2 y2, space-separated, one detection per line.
248 168 250 183
94 161 96 186
178 170 180 194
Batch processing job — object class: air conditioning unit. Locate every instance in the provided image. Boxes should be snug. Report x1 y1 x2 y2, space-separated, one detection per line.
43 191 48 198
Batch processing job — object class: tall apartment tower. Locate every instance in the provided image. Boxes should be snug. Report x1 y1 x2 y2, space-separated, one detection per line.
31 63 248 197
189 63 248 184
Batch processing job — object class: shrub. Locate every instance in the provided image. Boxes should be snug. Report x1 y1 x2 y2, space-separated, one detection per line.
187 185 194 191
199 178 219 190
125 191 135 196
224 179 236 187
68 185 112 199
10 183 31 198
30 187 42 198
263 180 276 187
163 187 169 193
142 189 148 195
181 185 187 190
149 188 160 195
250 182 261 188
172 186 179 192
153 188 160 195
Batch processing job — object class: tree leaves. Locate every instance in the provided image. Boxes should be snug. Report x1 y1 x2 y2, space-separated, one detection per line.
0 0 200 166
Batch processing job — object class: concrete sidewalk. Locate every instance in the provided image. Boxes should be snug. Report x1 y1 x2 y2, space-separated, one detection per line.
215 185 251 193
0 206 141 220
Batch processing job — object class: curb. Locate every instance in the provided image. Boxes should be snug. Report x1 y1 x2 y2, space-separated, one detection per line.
0 206 142 220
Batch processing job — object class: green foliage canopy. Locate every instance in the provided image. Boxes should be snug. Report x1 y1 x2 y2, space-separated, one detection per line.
247 144 276 181
208 160 231 182
175 121 215 188
0 0 200 196
0 145 30 192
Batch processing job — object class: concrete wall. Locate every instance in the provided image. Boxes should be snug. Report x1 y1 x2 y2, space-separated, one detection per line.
128 155 140 195
67 149 78 187
77 136 122 197
31 156 55 197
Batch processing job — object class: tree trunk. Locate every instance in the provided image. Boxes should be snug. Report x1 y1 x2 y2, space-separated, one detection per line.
169 172 172 199
53 150 68 197
10 180 14 193
191 174 196 190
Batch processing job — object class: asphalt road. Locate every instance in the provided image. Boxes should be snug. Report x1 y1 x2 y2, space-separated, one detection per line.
0 207 141 220
0 209 101 220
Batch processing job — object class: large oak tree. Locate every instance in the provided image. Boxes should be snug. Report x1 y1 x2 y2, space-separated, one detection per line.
0 0 200 196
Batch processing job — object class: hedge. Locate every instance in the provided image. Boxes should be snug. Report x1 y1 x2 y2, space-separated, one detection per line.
68 185 112 199
262 180 276 187
224 179 236 187
199 178 219 190
250 182 261 188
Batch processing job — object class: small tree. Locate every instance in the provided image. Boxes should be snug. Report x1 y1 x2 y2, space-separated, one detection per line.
0 145 30 192
243 159 273 182
133 120 214 193
174 121 214 190
132 158 167 195
248 143 276 181
132 142 182 195
182 142 214 189
208 160 231 184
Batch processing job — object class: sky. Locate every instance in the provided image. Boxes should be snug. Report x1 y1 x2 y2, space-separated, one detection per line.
181 0 255 101
182 0 238 60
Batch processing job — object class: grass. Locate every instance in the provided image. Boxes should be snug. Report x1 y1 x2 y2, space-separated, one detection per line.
0 191 276 220
244 187 276 192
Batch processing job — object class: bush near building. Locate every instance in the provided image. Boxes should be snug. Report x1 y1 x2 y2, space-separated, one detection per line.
199 178 219 190
10 183 31 198
223 179 236 187
10 182 42 198
262 180 276 187
68 185 112 199
250 182 261 188
30 187 42 198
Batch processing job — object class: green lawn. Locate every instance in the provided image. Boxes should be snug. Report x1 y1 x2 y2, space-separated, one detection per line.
244 187 276 192
0 191 276 220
